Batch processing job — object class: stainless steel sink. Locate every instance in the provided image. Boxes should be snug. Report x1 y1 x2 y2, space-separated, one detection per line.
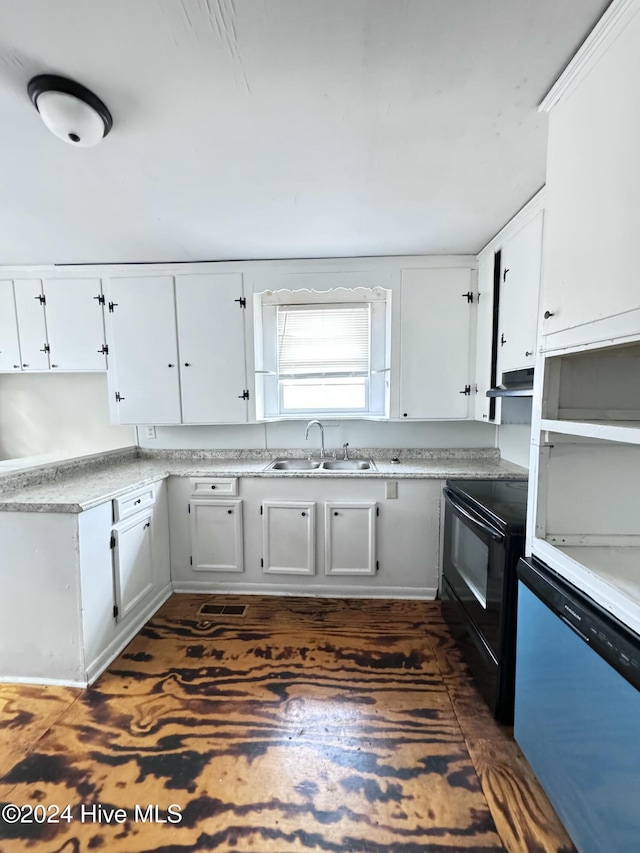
321 459 372 471
268 459 322 470
265 458 375 472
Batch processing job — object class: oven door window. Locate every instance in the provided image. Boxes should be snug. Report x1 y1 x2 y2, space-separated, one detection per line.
451 513 490 608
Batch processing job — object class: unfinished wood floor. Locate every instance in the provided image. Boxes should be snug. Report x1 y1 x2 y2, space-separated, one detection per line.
0 595 575 853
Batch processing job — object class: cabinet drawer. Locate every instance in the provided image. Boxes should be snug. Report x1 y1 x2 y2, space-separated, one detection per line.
189 477 238 497
113 485 155 522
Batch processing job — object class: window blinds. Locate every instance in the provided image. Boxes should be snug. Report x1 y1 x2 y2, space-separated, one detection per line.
276 304 371 378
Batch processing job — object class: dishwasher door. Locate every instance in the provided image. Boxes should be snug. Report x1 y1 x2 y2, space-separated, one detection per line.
515 557 640 853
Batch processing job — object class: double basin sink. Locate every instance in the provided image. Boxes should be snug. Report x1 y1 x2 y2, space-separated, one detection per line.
265 458 376 472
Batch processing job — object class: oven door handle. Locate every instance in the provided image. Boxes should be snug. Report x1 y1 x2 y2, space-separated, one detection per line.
443 487 505 543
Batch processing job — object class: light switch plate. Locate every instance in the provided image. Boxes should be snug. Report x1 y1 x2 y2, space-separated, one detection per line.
385 480 398 499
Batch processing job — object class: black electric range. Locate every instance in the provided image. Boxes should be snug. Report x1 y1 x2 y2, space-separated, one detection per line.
441 478 528 723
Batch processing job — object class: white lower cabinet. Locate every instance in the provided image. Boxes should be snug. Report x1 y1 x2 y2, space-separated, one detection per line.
262 501 316 575
0 480 171 686
191 499 243 572
112 508 154 621
169 476 441 598
324 501 377 576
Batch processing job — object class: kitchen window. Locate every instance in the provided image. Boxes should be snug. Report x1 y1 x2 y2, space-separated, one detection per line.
254 288 390 419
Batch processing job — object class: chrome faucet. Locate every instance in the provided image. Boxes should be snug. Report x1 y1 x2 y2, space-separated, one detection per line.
342 442 350 460
304 420 325 459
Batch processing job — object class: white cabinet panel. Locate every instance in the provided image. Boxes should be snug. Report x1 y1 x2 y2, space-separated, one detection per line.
112 508 154 621
0 280 21 371
106 276 181 424
14 279 49 370
44 278 107 371
474 254 495 422
175 274 248 423
190 499 243 572
324 501 376 575
400 268 473 419
262 500 315 575
498 212 543 373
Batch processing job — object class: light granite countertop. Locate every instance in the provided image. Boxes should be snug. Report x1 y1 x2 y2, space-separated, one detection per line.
0 447 527 513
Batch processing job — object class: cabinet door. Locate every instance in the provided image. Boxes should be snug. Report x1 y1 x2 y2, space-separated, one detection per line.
106 276 181 424
399 268 473 418
324 501 377 575
262 501 315 575
0 280 21 371
112 509 154 622
13 279 49 370
190 499 243 572
175 274 248 423
498 212 543 373
474 254 495 422
43 278 107 371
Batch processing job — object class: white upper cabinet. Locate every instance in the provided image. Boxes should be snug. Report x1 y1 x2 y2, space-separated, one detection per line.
0 280 21 371
175 274 249 423
539 7 640 349
399 267 473 419
106 275 182 424
497 211 543 373
43 278 107 371
13 279 49 370
474 253 495 422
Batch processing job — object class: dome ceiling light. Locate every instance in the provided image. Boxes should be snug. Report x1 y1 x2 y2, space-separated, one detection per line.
27 74 113 147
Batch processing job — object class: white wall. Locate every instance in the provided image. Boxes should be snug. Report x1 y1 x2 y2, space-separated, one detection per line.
497 424 531 469
0 373 134 461
138 419 497 451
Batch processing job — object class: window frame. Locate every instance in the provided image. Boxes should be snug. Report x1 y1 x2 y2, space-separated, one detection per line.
254 287 391 420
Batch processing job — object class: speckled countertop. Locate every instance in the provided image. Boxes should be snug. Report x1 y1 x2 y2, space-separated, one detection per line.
0 446 527 513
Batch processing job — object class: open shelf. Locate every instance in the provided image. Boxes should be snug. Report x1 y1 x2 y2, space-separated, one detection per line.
540 418 640 445
533 538 640 636
542 340 640 432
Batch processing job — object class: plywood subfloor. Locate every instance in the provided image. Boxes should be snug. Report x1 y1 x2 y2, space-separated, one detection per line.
0 595 575 852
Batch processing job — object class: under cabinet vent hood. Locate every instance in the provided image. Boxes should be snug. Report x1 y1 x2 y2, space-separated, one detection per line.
486 367 534 398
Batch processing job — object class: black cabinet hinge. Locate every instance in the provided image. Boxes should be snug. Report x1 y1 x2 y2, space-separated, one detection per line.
239 389 250 400
94 294 105 306
459 384 472 396
35 293 46 305
462 291 474 303
108 301 117 313
40 343 50 354
113 605 119 618
235 297 247 308
115 391 125 402
260 558 264 567
110 534 116 549
98 344 109 355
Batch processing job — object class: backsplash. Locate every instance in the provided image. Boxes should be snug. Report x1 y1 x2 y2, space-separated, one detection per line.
138 420 498 451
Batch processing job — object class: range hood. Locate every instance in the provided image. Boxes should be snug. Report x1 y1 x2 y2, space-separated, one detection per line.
486 367 534 398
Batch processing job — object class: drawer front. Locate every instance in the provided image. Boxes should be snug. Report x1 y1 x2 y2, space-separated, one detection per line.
189 477 238 497
113 485 156 522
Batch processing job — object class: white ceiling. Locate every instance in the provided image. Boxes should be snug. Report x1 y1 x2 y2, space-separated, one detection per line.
0 0 610 265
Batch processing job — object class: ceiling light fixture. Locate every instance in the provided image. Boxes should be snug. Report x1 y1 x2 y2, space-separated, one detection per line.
27 74 113 147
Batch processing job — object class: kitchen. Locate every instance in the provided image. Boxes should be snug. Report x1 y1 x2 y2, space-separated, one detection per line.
1 1 638 851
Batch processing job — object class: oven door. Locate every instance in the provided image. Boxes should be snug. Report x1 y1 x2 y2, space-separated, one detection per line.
442 486 506 662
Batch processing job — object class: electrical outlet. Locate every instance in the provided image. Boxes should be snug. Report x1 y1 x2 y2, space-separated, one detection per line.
144 426 157 440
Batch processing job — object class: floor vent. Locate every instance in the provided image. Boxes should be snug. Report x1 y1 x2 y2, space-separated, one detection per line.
198 603 248 617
